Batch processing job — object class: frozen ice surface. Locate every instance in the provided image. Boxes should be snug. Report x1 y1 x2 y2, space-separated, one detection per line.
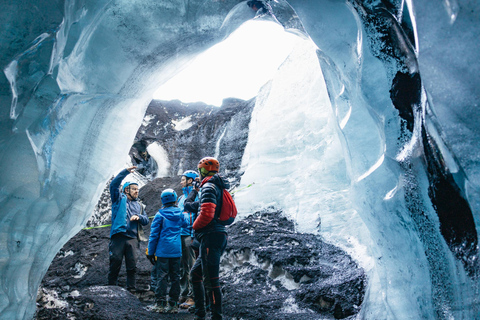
236 37 361 243
1 0 479 319
239 1 479 319
0 1 246 318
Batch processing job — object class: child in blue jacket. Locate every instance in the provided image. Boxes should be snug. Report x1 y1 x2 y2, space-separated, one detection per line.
147 189 188 314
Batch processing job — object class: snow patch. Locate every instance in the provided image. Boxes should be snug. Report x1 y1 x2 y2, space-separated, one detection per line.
69 290 80 298
38 288 68 309
72 262 88 279
281 295 311 314
172 116 193 131
222 248 300 290
142 114 156 127
214 126 227 159
58 250 74 258
146 142 170 178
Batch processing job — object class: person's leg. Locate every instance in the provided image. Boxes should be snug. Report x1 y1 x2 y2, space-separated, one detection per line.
155 258 169 300
166 257 181 313
180 235 196 308
190 249 205 319
179 235 189 301
184 236 196 298
202 233 227 320
107 234 125 286
124 237 138 290
153 258 169 312
150 263 157 292
169 257 182 302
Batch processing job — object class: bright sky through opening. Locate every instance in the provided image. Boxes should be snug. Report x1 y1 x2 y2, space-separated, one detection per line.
153 20 299 106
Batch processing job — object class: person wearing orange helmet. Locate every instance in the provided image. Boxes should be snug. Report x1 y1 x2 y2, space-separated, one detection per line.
187 157 229 320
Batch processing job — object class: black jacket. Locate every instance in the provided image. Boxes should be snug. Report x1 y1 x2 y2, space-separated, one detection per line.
189 174 229 239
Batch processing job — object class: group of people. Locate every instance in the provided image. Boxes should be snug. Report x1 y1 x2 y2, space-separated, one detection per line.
107 157 230 320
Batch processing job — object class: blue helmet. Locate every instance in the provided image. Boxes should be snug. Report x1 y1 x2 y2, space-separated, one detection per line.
161 189 177 205
182 170 198 180
123 182 138 192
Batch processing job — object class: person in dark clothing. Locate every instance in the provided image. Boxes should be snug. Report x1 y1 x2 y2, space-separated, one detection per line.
247 0 266 12
177 170 199 309
108 166 149 292
186 157 229 320
147 189 189 314
183 176 212 314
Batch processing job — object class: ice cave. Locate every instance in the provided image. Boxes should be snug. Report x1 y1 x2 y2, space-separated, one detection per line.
1 0 479 319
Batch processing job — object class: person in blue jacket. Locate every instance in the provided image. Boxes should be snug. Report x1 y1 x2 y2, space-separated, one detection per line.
147 189 189 314
108 166 149 292
177 170 199 309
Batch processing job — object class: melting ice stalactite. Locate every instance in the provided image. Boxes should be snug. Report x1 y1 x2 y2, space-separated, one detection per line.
1 0 479 319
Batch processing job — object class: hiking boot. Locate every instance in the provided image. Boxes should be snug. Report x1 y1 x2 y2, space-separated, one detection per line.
151 300 167 313
166 302 179 314
178 296 187 304
180 297 195 309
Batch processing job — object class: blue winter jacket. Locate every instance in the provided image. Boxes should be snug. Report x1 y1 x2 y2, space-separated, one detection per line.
110 169 149 238
148 205 189 258
178 186 199 237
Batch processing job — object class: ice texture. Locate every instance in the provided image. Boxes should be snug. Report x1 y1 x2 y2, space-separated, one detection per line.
0 0 479 319
238 0 479 319
0 1 249 318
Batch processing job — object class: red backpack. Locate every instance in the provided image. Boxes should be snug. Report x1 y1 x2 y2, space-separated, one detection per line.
216 189 237 225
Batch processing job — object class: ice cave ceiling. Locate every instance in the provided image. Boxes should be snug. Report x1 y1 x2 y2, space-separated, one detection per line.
1 0 479 319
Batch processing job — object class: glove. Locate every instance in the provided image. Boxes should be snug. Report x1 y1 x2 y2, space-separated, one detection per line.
147 254 156 265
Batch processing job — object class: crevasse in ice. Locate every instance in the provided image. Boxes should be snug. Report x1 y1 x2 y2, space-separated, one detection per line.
0 0 478 319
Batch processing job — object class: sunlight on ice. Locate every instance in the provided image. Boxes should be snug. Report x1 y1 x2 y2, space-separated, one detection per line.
153 20 298 106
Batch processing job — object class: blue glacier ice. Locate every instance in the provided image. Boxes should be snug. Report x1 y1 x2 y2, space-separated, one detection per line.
0 0 479 319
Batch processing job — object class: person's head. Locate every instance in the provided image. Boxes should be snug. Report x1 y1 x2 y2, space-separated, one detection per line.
181 170 199 188
161 188 177 206
123 182 139 200
247 0 264 11
197 157 220 179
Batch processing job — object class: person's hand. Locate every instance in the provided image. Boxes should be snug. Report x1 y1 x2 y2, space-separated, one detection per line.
193 178 200 191
126 166 137 173
147 254 156 265
130 215 139 221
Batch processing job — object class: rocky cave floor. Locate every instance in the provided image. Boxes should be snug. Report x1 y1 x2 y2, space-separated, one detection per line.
36 178 366 320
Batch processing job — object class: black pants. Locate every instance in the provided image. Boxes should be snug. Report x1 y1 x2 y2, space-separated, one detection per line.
191 232 227 320
180 235 195 298
155 257 181 302
108 234 138 290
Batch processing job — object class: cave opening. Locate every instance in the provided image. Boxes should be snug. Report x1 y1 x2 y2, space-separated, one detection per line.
38 11 351 319
5 0 479 318
128 18 313 184
153 19 299 106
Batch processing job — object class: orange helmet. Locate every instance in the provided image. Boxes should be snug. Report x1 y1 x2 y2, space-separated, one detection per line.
198 157 220 174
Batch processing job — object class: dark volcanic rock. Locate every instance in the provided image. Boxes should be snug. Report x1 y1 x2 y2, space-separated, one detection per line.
222 211 365 319
36 221 194 319
131 98 255 183
138 176 183 216
38 179 365 319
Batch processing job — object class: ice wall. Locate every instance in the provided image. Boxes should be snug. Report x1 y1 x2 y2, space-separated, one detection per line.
0 0 479 319
0 1 253 318
238 0 479 319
